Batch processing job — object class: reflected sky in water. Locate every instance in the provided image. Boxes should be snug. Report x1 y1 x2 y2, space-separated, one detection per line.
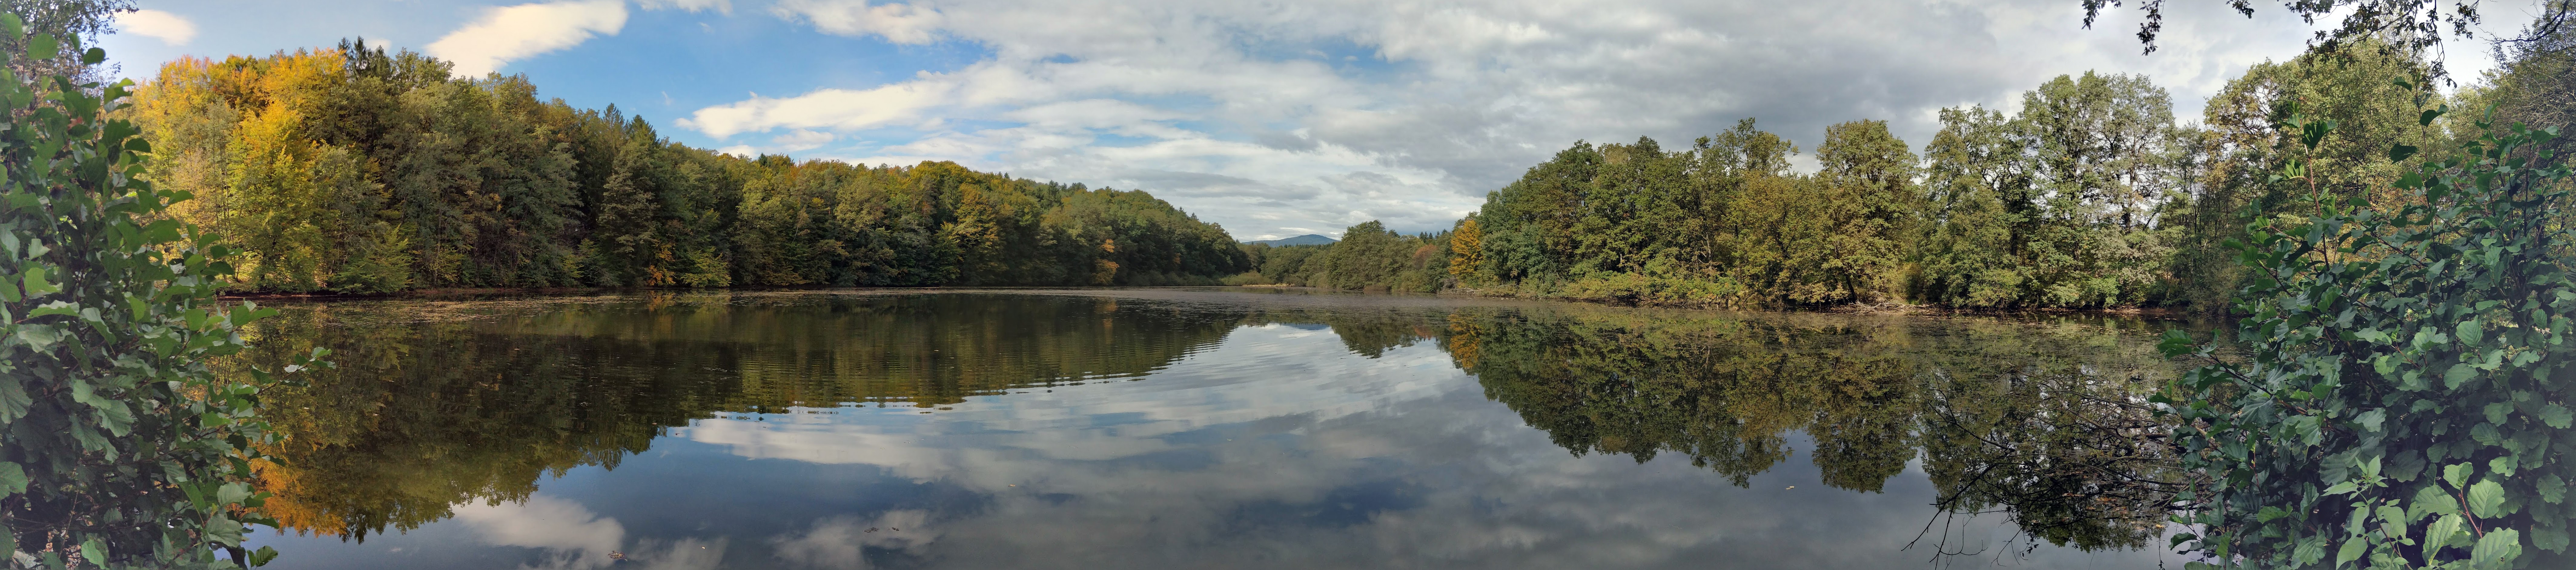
243 289 2192 569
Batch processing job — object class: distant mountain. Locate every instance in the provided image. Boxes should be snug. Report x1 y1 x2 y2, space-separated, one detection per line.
1248 234 1337 247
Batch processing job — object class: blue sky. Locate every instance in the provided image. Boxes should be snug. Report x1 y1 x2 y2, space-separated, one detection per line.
99 0 2521 240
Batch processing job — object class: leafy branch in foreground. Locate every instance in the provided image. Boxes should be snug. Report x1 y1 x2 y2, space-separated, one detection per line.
0 15 319 570
2157 85 2576 568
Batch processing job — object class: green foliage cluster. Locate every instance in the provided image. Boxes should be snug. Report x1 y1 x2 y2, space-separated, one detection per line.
2175 45 2450 312
1461 118 1924 306
1916 72 2189 308
123 42 1246 293
1237 220 1450 292
0 24 314 569
1443 61 2476 312
1463 89 2184 309
2156 92 2576 568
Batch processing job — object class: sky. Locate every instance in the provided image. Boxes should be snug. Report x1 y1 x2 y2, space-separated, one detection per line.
97 1 2539 241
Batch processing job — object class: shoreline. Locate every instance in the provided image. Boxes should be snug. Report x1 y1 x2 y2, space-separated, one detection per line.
223 284 2201 319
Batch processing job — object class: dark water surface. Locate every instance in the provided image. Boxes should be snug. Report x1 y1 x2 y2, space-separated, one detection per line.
235 288 2197 569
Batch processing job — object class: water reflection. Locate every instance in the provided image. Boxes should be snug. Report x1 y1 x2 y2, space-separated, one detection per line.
1441 306 2189 551
233 289 2191 568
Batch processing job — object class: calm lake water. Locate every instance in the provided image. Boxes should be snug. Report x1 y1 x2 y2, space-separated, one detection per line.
232 288 2199 569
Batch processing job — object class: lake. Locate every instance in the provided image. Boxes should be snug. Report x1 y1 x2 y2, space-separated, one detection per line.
232 288 2198 569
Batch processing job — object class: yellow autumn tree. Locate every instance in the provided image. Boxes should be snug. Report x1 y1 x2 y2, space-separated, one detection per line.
1447 216 1482 282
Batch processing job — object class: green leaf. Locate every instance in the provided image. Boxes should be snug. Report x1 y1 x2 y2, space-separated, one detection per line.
2293 535 2328 565
2446 463 2474 490
2324 481 2359 496
2445 363 2480 390
2473 528 2522 567
79 538 106 568
19 265 57 296
203 513 244 546
2416 484 2462 518
27 33 55 60
2469 479 2506 518
25 301 77 319
251 546 279 567
2392 144 2420 162
2430 514 2466 549
2537 524 2571 553
13 324 61 351
2336 538 2365 568
2458 320 2485 346
0 462 25 495
216 482 253 507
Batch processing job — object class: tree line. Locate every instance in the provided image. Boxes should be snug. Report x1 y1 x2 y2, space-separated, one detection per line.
124 41 1250 294
1268 35 2575 314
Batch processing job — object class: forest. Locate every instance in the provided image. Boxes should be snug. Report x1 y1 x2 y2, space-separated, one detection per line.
1247 29 2576 313
123 41 1251 293
107 12 2576 316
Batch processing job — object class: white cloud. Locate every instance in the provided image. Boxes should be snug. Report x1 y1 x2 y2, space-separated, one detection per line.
773 0 946 44
684 0 2381 240
427 0 630 77
451 495 626 569
770 129 839 152
117 9 196 46
450 494 729 570
637 0 733 12
771 512 938 569
676 80 957 138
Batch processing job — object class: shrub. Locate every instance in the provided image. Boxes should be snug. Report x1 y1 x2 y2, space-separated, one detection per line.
2158 93 2576 568
0 22 314 569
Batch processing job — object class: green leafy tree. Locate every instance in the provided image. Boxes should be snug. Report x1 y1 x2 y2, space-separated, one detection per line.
1813 119 1920 303
0 21 315 569
1914 72 2187 308
2156 96 2576 568
2178 42 2443 313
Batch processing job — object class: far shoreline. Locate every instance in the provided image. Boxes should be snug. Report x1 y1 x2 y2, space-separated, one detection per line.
218 284 2200 320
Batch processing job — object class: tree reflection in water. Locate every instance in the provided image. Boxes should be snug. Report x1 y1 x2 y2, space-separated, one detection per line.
226 290 2194 558
1442 305 2194 553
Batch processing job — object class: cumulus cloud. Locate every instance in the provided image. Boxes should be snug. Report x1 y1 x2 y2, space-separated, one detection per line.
773 0 946 44
428 0 629 77
116 9 196 46
677 80 956 138
682 0 2339 240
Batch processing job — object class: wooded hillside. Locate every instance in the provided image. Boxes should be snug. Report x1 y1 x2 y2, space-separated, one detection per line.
125 41 1250 293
